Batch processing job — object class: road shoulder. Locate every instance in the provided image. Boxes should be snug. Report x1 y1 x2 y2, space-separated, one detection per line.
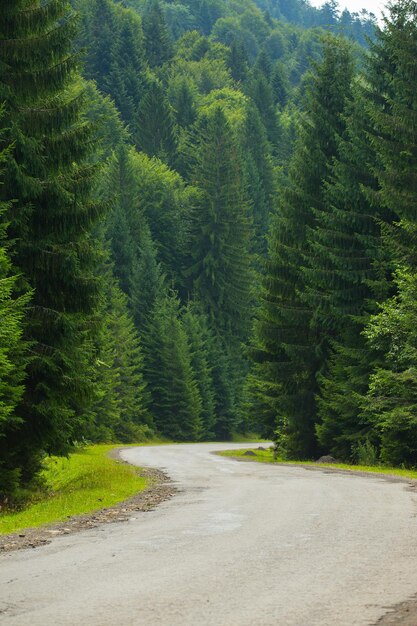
0 452 176 553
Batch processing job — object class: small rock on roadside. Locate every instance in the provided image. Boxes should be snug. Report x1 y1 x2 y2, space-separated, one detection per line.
243 450 257 457
316 455 339 464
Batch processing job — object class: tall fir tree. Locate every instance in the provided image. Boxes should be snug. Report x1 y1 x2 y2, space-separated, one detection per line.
0 0 106 490
313 85 393 460
240 103 275 252
136 80 178 165
142 0 173 68
182 303 217 440
78 0 115 89
93 275 152 442
249 73 279 149
271 61 289 108
130 224 165 333
189 107 253 342
105 145 138 295
248 38 354 458
228 39 249 83
0 119 30 499
171 78 197 129
142 292 202 440
107 10 147 136
360 0 417 465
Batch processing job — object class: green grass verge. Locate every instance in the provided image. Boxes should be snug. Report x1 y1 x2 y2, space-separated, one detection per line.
218 448 417 480
0 444 148 536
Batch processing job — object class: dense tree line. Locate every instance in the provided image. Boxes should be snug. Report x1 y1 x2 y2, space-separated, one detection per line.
1 0 416 504
249 0 417 466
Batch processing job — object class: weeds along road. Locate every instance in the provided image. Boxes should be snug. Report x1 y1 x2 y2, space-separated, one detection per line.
2 442 417 626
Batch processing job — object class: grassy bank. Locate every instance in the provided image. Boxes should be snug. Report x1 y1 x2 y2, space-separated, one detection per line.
218 448 417 480
0 445 148 535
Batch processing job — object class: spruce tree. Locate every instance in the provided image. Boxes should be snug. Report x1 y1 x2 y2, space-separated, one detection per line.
271 61 289 108
142 0 173 68
105 146 138 295
182 303 216 440
228 40 249 83
130 225 165 333
312 87 393 460
240 103 275 252
254 50 273 81
189 106 253 342
366 0 417 252
249 73 279 149
0 0 106 487
0 121 30 499
248 38 354 458
171 78 197 128
79 0 115 89
107 10 147 135
104 279 152 442
143 292 202 441
136 80 178 165
360 0 417 465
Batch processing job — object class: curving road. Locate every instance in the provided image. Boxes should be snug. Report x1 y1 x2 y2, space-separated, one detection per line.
2 443 417 625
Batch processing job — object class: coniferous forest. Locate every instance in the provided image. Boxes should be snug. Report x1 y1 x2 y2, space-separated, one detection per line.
0 0 416 502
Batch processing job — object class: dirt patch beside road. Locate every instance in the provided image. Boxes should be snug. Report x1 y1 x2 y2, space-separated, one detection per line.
0 453 176 553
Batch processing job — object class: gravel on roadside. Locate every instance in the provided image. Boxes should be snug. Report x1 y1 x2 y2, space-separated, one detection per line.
0 451 177 553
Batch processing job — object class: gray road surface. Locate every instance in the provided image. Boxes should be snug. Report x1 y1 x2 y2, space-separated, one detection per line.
1 442 417 626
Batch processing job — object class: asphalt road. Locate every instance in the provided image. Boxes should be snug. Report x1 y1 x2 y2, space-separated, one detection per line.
2 442 417 626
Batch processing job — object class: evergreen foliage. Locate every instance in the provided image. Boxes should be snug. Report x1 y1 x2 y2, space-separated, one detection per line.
136 80 178 165
359 0 417 466
0 0 106 494
142 0 173 68
2 0 417 503
89 272 152 443
313 89 390 460
248 38 354 459
0 122 30 499
143 292 202 440
182 303 217 440
189 106 253 342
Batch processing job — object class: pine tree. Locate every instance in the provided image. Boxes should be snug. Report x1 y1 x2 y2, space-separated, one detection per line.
271 61 289 108
105 146 138 295
107 10 147 135
0 120 30 499
136 80 178 165
360 0 417 465
130 224 165 333
0 0 106 488
171 78 197 128
142 0 173 68
105 279 152 442
228 39 249 83
240 103 275 252
249 72 279 149
143 292 202 440
79 0 115 89
182 303 216 440
312 86 393 460
248 38 354 458
189 107 253 342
